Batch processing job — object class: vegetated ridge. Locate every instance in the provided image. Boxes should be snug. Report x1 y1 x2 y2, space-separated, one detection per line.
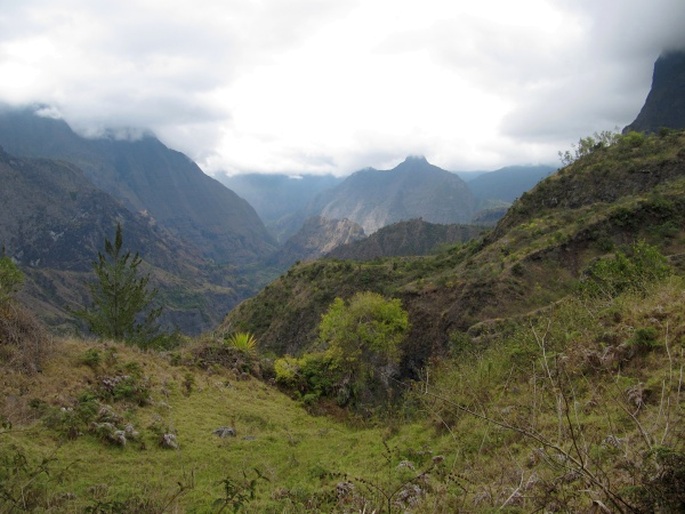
221 130 685 374
326 218 487 261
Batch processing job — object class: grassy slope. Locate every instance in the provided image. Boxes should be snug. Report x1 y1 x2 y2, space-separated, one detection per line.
1 339 444 512
2 275 684 512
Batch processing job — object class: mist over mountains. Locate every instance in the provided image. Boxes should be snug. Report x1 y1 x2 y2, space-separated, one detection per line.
1 49 682 336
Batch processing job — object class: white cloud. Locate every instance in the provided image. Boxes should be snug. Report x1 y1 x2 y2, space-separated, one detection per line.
1 0 684 175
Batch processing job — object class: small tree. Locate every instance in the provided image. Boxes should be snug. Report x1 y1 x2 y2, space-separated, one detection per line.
74 223 161 346
319 291 410 405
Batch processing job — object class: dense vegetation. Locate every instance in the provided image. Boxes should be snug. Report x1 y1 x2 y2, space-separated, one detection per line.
1 130 685 512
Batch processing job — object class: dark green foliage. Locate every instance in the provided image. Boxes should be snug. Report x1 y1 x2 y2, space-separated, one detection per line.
0 445 72 512
630 447 685 513
73 224 163 348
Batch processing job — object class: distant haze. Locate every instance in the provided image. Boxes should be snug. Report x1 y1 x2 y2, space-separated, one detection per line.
1 1 685 176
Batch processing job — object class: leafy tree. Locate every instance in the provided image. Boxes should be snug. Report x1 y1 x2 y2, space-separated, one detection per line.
318 291 410 405
74 223 162 347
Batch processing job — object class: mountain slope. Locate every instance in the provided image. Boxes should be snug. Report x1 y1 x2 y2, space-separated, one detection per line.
0 106 276 264
311 156 475 234
218 173 343 242
467 164 555 204
267 215 365 268
220 130 685 371
0 147 241 333
326 218 486 261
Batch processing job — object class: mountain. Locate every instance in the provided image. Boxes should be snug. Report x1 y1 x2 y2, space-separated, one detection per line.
0 106 276 264
467 164 555 204
624 50 685 133
220 130 685 368
218 173 343 242
326 218 486 260
0 147 241 333
310 156 475 234
267 215 365 268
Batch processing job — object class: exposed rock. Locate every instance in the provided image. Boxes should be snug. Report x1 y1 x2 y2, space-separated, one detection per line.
160 433 178 449
269 216 365 268
213 426 236 438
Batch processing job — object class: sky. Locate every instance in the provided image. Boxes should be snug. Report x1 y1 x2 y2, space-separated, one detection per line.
1 0 685 177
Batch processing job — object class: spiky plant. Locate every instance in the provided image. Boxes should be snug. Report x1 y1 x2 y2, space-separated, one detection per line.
224 332 258 355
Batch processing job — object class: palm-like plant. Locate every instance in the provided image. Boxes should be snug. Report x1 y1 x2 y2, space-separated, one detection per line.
224 332 258 355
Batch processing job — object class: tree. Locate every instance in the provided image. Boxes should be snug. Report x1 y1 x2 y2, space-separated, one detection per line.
0 254 23 305
74 223 161 346
319 291 410 405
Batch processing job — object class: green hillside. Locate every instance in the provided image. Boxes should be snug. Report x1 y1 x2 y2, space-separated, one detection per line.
2 130 685 512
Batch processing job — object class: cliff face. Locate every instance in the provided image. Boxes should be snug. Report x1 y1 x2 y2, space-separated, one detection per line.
625 50 685 133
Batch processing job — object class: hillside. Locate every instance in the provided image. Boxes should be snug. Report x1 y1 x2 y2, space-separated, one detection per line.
310 156 475 234
326 219 486 261
267 216 366 268
0 106 276 265
221 131 685 371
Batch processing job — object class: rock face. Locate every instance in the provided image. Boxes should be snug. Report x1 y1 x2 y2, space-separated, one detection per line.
0 107 276 265
312 156 475 234
269 216 365 267
625 50 685 133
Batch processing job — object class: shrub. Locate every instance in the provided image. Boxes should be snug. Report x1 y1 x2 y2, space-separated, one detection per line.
579 241 670 300
0 256 23 304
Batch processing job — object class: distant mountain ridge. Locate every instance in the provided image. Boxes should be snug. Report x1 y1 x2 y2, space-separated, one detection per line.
218 173 343 243
310 156 476 234
0 106 276 265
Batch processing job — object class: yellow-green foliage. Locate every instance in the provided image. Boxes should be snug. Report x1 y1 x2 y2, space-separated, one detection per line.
225 331 258 355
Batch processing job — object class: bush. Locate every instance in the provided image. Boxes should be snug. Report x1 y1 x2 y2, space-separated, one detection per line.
0 302 51 373
0 256 23 304
579 241 670 300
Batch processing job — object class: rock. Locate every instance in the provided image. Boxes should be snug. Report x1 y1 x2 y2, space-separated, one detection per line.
213 426 236 438
160 433 178 449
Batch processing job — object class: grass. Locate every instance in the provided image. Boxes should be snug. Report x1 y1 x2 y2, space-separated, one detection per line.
2 338 445 512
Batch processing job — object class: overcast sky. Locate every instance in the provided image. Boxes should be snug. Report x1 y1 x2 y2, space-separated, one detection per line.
1 0 684 176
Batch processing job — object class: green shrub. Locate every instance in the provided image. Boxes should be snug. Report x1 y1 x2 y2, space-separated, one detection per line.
579 241 670 299
0 256 23 304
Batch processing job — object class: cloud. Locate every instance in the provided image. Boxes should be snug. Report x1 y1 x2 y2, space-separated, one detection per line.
0 0 684 175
